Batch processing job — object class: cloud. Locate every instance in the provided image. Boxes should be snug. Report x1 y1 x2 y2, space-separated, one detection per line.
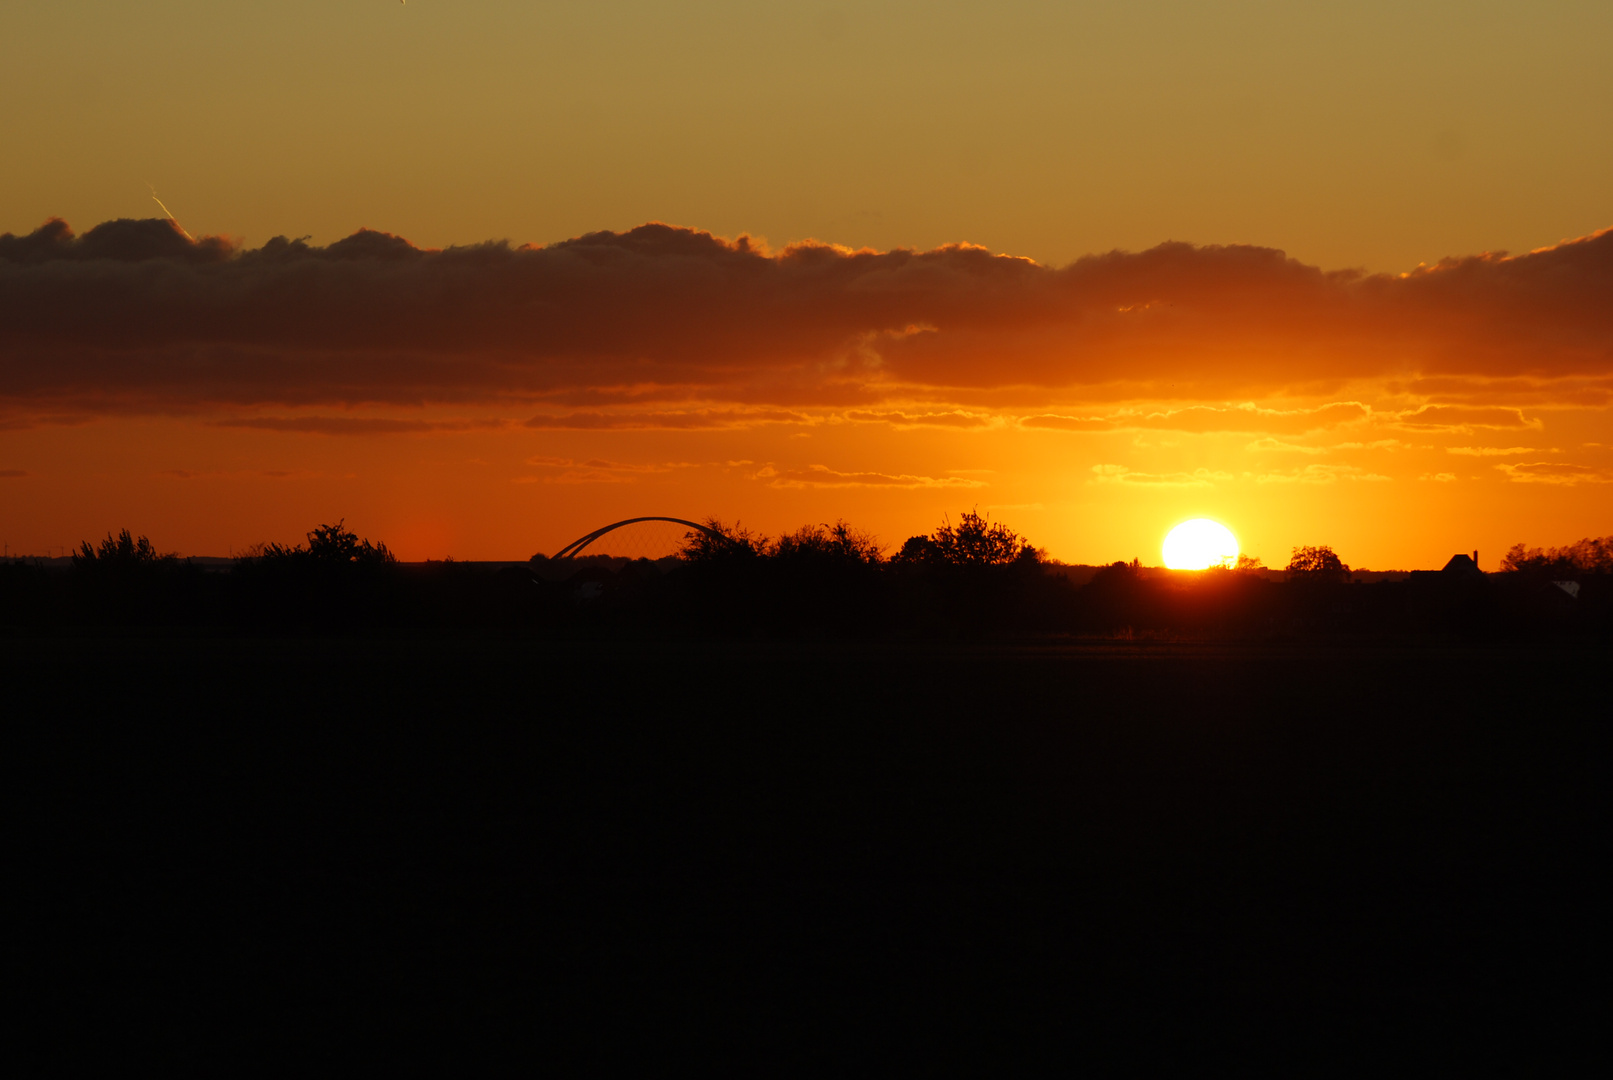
525 455 686 471
1388 405 1538 432
1333 439 1414 451
1245 437 1328 454
840 409 997 428
0 217 235 265
1254 464 1393 484
1395 375 1613 408
514 470 636 485
523 408 809 430
1446 445 1539 456
1420 472 1458 482
0 468 26 478
1245 436 1411 454
213 416 505 435
1023 401 1371 435
1090 464 1235 487
516 456 699 484
755 464 987 489
3 217 1612 417
1494 462 1613 484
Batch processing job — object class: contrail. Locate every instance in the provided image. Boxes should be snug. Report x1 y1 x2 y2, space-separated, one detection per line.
146 183 195 242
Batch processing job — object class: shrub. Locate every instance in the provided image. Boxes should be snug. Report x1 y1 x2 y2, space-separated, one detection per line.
773 522 883 565
678 519 769 564
73 529 173 568
1501 536 1613 577
894 509 1036 567
1287 545 1348 579
253 520 395 567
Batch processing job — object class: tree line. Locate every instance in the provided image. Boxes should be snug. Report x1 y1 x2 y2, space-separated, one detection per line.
1 514 1608 639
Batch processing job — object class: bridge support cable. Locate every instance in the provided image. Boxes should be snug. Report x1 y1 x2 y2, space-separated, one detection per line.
552 517 722 560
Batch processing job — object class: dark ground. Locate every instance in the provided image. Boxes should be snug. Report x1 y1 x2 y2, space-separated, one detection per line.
7 635 1608 1069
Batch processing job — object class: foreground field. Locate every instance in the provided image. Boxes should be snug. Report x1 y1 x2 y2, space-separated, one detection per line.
8 636 1607 1068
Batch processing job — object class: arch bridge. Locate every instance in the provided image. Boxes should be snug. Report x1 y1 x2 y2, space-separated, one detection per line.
552 517 722 560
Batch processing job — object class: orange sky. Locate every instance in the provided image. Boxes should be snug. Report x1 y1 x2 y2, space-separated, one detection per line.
2 3 1610 567
2 219 1609 568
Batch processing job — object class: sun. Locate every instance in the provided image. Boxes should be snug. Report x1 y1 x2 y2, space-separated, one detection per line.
1163 519 1240 570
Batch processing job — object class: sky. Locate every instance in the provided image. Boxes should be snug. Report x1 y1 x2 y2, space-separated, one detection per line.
2 1 1610 567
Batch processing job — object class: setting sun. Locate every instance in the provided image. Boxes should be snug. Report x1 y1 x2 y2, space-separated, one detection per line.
1162 519 1240 570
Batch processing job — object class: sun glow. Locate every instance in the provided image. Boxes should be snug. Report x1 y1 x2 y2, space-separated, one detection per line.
1163 519 1240 570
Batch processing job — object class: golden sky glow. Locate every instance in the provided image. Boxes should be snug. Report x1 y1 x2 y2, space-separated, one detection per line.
2 3 1611 566
4 2 1611 271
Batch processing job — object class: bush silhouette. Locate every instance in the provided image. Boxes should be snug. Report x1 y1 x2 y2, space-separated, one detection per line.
234 520 398 630
68 529 195 624
20 512 1611 641
894 509 1036 567
773 521 883 566
1501 536 1612 578
1287 545 1349 579
255 520 396 567
73 529 173 568
677 518 767 565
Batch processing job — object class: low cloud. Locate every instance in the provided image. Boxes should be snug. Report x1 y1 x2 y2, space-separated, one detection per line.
1024 401 1371 436
1090 464 1234 487
214 416 505 435
525 455 693 472
514 471 634 485
2 216 1610 418
1245 438 1329 455
1334 439 1415 451
1494 461 1613 484
1388 405 1538 432
523 408 809 430
1254 464 1393 484
755 464 987 489
1446 445 1539 456
516 455 700 484
1394 375 1613 408
841 409 997 428
1246 437 1411 454
0 468 26 478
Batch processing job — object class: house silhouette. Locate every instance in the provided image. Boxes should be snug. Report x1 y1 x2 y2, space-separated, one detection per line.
1410 551 1485 583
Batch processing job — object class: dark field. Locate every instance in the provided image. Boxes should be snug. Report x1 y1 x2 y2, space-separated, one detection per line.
8 636 1608 1068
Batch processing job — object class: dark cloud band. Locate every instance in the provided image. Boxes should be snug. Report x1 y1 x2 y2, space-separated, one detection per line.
3 217 1610 417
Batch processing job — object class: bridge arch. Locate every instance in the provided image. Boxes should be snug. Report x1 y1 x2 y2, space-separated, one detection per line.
553 517 722 560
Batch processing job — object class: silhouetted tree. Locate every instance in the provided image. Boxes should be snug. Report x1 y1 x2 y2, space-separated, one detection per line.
11 508 1611 639
894 535 941 563
1501 536 1613 577
894 509 1036 567
678 518 768 564
1287 545 1348 579
773 521 883 565
231 520 399 630
255 520 395 566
